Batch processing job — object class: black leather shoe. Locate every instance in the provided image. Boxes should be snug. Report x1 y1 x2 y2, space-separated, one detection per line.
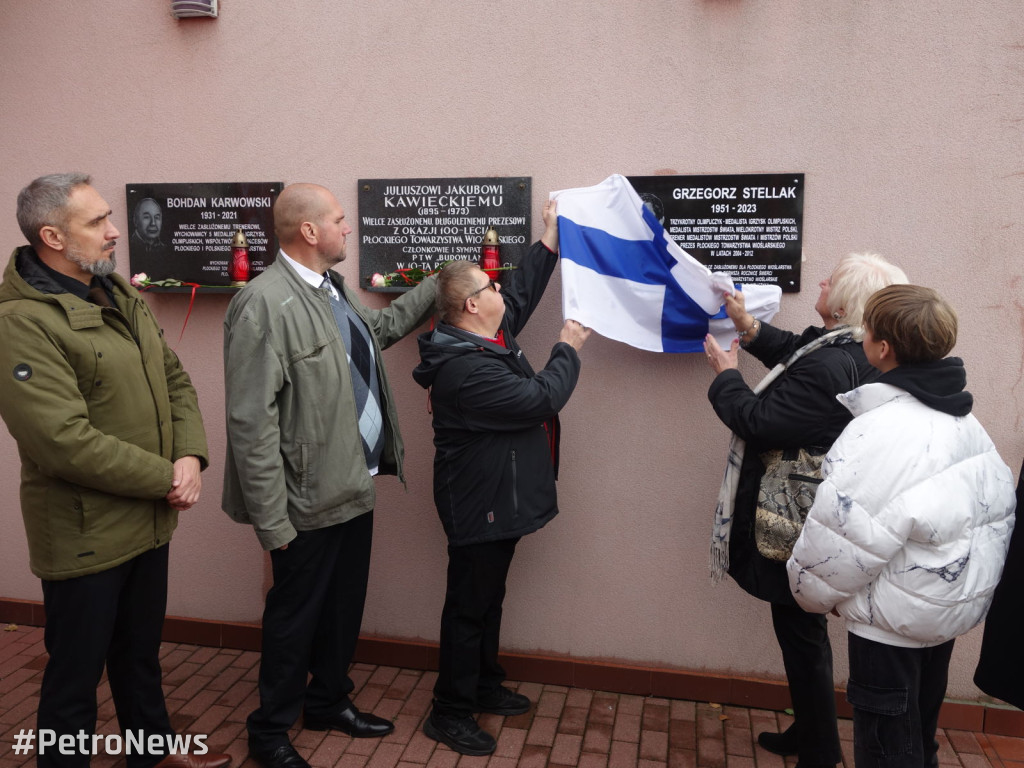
304 704 394 738
757 726 799 756
423 711 496 756
476 686 531 715
248 744 310 768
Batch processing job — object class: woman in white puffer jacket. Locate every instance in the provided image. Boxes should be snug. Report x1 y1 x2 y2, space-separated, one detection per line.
787 285 1015 768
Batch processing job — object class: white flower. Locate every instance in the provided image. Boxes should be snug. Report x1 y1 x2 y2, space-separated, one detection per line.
370 272 388 287
131 272 149 288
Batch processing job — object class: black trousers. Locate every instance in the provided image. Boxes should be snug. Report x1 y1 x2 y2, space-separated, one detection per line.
432 537 519 718
38 544 173 768
247 512 374 750
847 633 955 768
771 601 843 765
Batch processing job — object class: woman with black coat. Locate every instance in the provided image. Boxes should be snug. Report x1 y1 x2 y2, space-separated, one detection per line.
702 252 908 768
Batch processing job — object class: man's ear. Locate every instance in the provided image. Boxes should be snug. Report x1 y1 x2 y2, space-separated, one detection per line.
463 296 479 316
39 226 64 251
300 220 318 245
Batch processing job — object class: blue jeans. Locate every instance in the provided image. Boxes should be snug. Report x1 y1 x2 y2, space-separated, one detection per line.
847 632 955 768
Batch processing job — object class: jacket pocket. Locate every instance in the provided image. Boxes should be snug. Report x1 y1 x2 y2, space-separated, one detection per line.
847 679 913 757
285 440 314 502
45 482 86 534
299 442 310 497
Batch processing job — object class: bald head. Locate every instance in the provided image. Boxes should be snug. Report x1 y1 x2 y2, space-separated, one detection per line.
273 183 352 272
274 183 334 247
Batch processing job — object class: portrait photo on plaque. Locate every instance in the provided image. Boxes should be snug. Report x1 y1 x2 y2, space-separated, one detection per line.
126 181 282 290
358 177 531 291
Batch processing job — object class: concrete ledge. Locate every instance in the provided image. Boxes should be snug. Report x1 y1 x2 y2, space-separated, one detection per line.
3 597 1020 736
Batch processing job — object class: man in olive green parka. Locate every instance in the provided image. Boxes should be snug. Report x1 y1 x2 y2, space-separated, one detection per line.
0 174 227 768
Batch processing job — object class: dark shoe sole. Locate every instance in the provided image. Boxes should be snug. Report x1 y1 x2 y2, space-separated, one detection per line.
423 718 496 756
303 719 394 738
477 701 530 716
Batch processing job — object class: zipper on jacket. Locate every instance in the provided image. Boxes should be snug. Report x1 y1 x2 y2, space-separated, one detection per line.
511 449 519 516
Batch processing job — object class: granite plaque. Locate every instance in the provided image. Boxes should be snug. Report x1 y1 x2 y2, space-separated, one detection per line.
358 177 531 291
628 173 805 291
126 182 281 291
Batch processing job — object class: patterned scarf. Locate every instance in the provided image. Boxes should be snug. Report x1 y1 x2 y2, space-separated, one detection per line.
709 327 855 582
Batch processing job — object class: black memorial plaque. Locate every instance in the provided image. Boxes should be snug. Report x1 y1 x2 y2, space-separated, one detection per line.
629 173 805 292
126 182 282 290
358 177 531 291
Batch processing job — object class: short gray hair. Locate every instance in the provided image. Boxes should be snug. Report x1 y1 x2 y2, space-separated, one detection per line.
16 173 92 248
827 252 908 328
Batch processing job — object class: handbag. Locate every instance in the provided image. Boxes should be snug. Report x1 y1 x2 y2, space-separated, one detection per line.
754 447 826 561
753 345 861 562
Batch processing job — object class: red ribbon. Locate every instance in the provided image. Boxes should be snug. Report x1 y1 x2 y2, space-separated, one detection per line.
139 282 200 347
177 282 200 346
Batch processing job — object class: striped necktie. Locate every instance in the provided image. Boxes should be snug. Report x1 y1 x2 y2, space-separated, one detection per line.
321 276 384 469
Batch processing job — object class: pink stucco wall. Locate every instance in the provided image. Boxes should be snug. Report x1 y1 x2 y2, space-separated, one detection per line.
1 1 1021 700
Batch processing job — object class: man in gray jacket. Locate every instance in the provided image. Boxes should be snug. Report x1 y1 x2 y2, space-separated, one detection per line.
222 183 436 768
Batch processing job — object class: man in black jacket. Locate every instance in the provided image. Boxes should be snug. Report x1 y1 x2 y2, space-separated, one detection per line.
412 201 589 755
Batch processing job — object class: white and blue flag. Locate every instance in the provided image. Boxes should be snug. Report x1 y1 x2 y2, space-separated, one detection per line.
552 175 781 353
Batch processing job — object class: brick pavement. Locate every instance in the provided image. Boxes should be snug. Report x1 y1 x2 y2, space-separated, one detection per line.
2 625 1023 768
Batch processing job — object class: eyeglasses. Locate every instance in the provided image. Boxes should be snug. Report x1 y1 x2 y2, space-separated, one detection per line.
465 279 497 301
